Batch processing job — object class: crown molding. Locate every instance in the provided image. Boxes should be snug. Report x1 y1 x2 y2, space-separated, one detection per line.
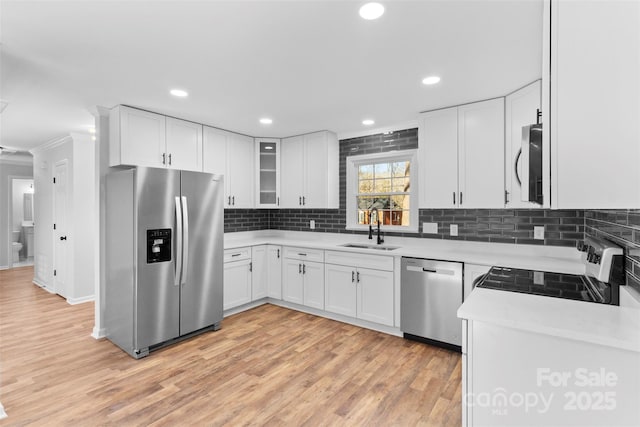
29 135 72 155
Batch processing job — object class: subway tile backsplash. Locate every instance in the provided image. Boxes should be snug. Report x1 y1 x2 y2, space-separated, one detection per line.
224 209 270 233
585 210 640 293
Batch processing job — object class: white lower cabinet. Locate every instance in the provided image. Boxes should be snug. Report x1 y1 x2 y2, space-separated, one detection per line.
282 247 325 309
223 250 252 310
283 258 324 309
251 245 268 300
324 251 394 327
266 245 282 299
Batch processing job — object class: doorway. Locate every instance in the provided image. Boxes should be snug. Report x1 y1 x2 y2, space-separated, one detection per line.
9 177 34 268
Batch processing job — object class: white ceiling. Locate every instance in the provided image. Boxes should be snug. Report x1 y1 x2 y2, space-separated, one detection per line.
0 0 542 151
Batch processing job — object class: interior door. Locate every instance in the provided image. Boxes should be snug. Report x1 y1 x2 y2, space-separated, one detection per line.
53 160 69 297
180 171 224 335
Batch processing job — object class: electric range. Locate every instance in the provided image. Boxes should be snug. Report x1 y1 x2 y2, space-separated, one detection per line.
475 236 625 305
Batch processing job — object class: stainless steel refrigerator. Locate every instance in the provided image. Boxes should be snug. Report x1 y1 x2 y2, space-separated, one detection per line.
105 167 223 358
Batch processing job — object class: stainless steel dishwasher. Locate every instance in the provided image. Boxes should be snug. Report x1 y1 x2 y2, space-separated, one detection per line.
401 257 463 350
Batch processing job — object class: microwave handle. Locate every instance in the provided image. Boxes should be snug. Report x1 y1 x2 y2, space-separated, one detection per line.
514 148 522 186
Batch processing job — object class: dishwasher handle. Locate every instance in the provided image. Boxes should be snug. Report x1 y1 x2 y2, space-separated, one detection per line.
406 265 456 276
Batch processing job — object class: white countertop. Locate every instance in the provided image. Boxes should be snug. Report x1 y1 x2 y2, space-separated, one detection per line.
458 287 640 352
224 229 585 274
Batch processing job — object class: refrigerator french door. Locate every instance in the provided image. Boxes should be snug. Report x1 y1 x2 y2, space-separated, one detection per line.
106 167 223 359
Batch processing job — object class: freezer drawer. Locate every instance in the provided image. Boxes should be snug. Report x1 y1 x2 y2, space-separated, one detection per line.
401 257 463 347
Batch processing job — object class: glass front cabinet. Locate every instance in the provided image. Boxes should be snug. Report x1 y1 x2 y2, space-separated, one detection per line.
255 138 281 208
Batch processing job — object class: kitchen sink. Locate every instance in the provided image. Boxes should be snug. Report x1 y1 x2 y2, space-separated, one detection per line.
340 243 400 251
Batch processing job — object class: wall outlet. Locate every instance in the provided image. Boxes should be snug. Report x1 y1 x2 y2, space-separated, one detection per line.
450 224 458 237
309 219 316 230
534 226 545 240
422 222 438 234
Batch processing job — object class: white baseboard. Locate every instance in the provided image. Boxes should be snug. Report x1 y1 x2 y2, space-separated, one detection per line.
32 279 55 294
0 265 8 271
91 326 107 340
0 401 7 420
67 295 95 305
223 298 402 338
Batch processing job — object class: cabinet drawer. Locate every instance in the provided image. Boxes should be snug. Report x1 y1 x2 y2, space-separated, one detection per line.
224 247 252 263
325 250 394 271
283 246 324 262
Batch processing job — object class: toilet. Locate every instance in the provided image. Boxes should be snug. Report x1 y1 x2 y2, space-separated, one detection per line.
12 231 23 263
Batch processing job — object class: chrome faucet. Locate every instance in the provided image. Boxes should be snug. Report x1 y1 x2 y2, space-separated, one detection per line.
368 208 385 245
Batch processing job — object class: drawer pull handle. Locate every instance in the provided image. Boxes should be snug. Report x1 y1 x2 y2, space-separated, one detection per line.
231 253 241 257
298 253 307 256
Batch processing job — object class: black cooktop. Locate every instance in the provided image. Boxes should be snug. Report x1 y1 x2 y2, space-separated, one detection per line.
475 266 619 305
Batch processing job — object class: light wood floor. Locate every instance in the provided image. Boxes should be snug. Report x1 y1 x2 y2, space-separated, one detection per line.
0 266 462 426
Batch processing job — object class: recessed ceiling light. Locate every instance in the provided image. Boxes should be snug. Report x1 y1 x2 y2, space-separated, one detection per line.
259 118 273 125
359 2 385 20
422 76 441 85
170 89 188 97
362 119 375 126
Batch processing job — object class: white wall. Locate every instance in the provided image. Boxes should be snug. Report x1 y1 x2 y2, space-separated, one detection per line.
0 160 33 268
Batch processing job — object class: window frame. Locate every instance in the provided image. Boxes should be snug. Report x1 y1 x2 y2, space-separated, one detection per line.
345 150 419 233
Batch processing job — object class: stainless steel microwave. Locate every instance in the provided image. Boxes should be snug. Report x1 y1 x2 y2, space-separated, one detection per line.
516 124 543 204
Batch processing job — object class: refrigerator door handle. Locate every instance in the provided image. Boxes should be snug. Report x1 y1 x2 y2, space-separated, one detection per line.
180 196 189 286
174 196 183 287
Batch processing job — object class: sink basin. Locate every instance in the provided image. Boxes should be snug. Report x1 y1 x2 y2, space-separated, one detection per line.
341 243 399 251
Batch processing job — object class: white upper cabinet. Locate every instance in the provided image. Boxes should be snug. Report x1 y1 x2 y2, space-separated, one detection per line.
227 133 255 208
549 0 640 208
280 131 339 209
255 138 281 208
203 126 254 208
458 98 505 208
110 106 166 168
109 105 202 171
280 135 305 208
419 107 459 208
505 80 543 208
419 99 505 208
165 117 203 172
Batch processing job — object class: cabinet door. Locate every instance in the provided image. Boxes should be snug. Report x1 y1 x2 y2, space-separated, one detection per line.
223 259 252 310
119 106 166 168
280 136 305 208
227 133 254 208
357 268 394 326
303 132 328 208
419 107 459 208
282 258 304 304
252 245 268 300
505 80 542 208
256 139 280 207
166 117 203 172
303 261 324 310
324 264 357 317
267 245 282 299
458 98 505 208
552 0 640 208
202 126 228 176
